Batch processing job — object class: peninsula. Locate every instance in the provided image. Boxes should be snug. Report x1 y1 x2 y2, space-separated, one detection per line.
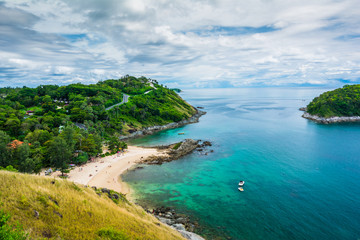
0 76 206 239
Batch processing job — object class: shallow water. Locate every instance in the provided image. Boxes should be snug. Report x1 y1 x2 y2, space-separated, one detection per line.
123 88 360 240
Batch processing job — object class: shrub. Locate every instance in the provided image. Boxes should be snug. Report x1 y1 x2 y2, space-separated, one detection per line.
0 166 18 172
97 227 130 240
0 210 28 240
172 142 182 150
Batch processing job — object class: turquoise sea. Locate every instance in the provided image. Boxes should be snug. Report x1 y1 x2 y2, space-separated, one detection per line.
123 88 360 240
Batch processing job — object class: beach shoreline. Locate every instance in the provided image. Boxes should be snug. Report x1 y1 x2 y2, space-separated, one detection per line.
40 145 167 198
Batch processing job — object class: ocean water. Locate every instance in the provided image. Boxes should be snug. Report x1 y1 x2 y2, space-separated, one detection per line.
123 88 360 240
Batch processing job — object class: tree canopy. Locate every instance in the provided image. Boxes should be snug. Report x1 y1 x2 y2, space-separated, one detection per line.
307 84 360 117
0 76 196 174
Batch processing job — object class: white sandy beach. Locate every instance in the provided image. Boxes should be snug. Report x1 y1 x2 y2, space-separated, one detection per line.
41 146 167 196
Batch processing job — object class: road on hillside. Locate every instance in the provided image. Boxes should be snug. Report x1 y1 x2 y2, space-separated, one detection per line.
105 93 130 111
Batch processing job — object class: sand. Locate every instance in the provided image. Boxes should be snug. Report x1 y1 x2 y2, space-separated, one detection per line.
41 146 167 196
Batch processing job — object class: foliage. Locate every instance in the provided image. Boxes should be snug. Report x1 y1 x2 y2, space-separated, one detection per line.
48 136 71 176
307 84 360 117
0 166 18 172
172 142 182 150
97 227 130 240
0 210 28 240
0 76 195 174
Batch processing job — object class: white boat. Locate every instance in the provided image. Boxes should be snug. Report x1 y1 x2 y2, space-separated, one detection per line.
238 181 245 186
238 187 244 192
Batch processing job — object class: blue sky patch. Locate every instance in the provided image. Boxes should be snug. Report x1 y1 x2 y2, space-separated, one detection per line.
186 25 278 36
335 34 360 41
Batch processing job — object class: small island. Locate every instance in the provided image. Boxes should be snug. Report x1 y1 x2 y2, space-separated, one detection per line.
301 84 360 124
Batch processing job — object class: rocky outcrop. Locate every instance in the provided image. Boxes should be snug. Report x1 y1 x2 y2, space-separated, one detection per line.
119 109 206 141
146 206 205 240
302 112 360 124
141 139 213 165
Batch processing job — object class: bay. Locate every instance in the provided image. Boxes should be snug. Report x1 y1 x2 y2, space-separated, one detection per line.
123 88 360 240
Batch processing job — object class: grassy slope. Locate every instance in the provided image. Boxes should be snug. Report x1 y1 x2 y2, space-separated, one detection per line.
0 171 184 240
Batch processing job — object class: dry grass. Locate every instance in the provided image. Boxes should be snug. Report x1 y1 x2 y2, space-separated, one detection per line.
0 171 184 240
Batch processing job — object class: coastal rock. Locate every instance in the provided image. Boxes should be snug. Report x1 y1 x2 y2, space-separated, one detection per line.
157 217 174 225
177 230 206 240
302 112 360 124
172 224 186 231
118 109 206 141
175 217 187 224
141 139 213 165
299 107 307 111
169 139 200 159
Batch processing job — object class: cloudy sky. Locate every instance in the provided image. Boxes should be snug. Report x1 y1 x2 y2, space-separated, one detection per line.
0 0 360 88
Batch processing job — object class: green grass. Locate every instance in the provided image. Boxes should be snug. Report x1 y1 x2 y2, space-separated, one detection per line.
172 142 182 150
0 171 184 240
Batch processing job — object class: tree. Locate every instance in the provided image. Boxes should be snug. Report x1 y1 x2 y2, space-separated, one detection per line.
59 126 77 153
5 117 20 136
48 136 72 176
11 141 31 172
0 131 11 167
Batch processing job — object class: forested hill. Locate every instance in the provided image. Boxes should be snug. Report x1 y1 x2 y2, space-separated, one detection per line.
0 76 196 174
306 84 360 117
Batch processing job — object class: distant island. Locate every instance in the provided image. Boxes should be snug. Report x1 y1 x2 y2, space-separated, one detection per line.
302 84 360 123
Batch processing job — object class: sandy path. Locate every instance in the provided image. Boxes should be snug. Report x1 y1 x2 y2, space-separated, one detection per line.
41 146 166 195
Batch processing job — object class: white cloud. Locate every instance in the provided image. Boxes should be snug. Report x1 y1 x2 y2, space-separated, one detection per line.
0 0 360 87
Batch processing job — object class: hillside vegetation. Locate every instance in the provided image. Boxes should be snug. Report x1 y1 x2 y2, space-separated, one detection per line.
0 76 196 174
307 84 360 117
0 171 184 240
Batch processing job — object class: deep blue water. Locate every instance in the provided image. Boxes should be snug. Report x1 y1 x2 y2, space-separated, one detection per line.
123 88 360 240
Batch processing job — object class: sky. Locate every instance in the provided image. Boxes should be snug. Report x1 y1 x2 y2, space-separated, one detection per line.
0 0 360 88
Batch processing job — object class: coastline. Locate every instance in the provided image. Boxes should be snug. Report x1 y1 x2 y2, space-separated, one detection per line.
119 109 206 141
302 112 360 124
41 146 168 198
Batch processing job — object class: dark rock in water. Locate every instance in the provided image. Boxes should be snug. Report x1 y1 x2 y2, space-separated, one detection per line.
34 210 39 218
53 210 63 218
176 217 187 224
187 223 195 232
142 139 213 165
202 141 212 147
299 107 307 111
